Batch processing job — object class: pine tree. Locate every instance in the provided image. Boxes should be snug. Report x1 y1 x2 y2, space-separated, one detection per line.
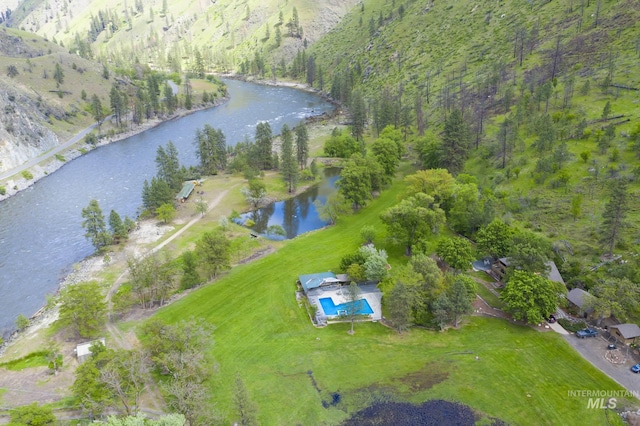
294 123 309 169
441 109 471 175
82 199 111 250
109 210 127 241
600 179 629 256
53 63 65 85
234 373 258 426
155 141 182 191
350 89 367 141
280 125 298 193
255 122 273 170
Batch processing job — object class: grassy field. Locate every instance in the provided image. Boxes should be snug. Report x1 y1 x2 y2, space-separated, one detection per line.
0 351 49 371
154 179 635 425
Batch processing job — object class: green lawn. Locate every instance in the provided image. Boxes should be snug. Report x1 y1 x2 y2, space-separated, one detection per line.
0 351 49 371
475 280 506 310
153 180 634 424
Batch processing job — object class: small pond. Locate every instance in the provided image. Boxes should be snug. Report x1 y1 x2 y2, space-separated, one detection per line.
236 168 340 239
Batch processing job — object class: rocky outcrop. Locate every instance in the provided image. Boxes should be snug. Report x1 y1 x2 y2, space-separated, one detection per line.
0 79 59 173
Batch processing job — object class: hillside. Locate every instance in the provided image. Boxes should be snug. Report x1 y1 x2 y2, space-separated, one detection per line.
0 26 115 174
304 0 640 268
6 0 359 73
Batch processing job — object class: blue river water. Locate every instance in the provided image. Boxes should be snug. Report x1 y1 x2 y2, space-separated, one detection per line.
0 79 334 336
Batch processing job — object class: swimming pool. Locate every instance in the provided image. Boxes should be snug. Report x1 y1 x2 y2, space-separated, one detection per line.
319 297 374 316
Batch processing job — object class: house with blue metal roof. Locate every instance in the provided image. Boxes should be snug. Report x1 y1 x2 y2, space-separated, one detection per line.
298 272 341 293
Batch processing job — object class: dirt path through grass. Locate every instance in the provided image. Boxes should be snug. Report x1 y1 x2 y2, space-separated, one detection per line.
103 188 232 413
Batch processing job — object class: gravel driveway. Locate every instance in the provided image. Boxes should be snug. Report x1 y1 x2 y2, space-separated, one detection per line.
562 330 640 393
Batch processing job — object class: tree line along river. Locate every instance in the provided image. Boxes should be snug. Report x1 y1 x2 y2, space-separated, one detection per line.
0 79 334 337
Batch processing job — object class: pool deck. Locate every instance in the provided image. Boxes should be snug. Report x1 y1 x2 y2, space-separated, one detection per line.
307 283 382 323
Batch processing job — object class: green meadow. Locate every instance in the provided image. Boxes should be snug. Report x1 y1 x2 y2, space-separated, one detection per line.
154 181 634 425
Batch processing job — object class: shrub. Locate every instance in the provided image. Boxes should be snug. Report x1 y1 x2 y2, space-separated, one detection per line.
558 318 586 333
84 132 97 146
0 186 5 195
15 314 29 331
21 170 33 180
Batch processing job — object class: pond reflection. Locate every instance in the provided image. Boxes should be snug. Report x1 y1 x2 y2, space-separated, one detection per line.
237 168 340 239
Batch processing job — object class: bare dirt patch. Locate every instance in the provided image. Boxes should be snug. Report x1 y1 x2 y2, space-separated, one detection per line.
395 363 450 392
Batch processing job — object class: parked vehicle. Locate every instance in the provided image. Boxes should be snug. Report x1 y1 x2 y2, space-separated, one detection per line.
547 314 556 323
631 364 640 373
607 344 617 350
576 328 598 338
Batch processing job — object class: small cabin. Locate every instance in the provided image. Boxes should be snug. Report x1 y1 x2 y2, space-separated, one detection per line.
74 338 106 363
609 324 640 346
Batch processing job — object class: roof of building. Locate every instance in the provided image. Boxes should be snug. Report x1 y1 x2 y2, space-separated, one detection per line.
546 261 565 285
610 323 640 339
498 257 511 266
299 272 339 292
567 288 591 309
336 274 350 283
176 181 196 200
495 258 565 284
75 337 106 358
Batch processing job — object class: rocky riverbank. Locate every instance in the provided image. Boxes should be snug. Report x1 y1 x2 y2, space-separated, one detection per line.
0 96 229 203
0 220 173 357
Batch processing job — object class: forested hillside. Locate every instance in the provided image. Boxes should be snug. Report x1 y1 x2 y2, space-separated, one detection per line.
6 0 359 74
306 0 640 274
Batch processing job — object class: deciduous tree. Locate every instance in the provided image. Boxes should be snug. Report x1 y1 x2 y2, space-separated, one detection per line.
404 169 455 211
9 402 56 426
241 179 267 208
58 281 106 338
507 229 552 275
180 250 201 290
344 282 363 335
194 197 208 216
500 270 562 324
371 137 399 182
475 219 514 258
338 155 372 209
314 192 351 224
100 350 150 416
436 237 474 273
197 229 231 279
156 203 176 224
380 193 446 256
359 245 389 282
585 278 640 323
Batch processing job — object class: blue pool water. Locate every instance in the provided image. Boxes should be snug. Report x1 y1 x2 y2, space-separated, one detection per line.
319 297 374 316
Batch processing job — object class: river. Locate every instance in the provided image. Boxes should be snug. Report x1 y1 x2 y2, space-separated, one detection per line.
0 79 334 336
